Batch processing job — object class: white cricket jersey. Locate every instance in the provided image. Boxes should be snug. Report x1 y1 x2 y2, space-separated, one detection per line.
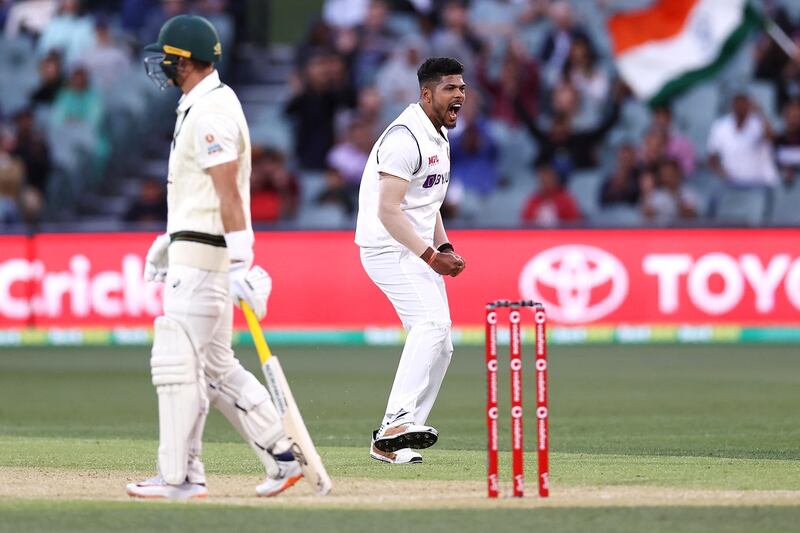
355 103 450 249
166 70 252 236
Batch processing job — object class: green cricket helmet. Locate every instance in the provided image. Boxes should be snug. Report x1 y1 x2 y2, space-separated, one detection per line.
143 14 222 89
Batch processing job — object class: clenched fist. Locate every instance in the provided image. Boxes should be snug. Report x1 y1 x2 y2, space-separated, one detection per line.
421 246 466 277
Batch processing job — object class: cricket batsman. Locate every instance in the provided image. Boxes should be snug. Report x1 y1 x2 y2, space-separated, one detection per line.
355 57 467 464
126 15 301 500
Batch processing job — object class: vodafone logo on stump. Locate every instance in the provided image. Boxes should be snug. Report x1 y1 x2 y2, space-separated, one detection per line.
518 245 629 324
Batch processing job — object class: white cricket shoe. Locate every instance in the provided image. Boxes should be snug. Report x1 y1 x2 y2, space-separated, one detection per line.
126 475 208 501
370 431 422 464
255 459 303 497
373 421 438 453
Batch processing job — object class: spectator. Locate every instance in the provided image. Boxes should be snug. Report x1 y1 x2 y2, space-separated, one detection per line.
516 92 621 174
250 147 300 223
140 0 187 47
326 115 374 188
707 93 779 186
548 79 581 124
349 0 396 87
123 177 166 223
37 0 96 66
317 168 356 215
83 15 132 92
650 104 695 176
30 51 65 107
0 129 24 225
538 0 590 85
375 35 425 124
476 38 539 126
285 52 356 171
323 0 369 29
195 0 234 72
51 64 110 183
521 162 581 226
4 0 59 38
561 34 609 125
450 92 499 195
295 18 336 69
639 127 667 175
354 86 384 134
641 159 699 223
754 7 800 110
600 143 640 207
431 0 483 73
775 99 800 187
12 108 51 197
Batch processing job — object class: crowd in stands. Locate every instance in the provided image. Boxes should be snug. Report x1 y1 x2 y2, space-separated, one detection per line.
1 0 800 231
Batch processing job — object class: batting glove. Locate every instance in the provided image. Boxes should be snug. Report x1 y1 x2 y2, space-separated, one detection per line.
230 264 272 320
144 233 171 283
224 229 255 269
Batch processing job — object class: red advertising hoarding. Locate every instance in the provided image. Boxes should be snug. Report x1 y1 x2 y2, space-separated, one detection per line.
1 229 799 329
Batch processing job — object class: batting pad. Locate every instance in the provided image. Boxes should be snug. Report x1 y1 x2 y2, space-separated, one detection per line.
150 316 203 485
208 364 285 465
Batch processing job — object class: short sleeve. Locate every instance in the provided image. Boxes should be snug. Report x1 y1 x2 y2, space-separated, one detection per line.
376 126 421 181
194 113 240 169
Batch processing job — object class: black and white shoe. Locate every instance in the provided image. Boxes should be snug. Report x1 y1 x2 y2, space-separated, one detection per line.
373 421 438 453
370 430 422 464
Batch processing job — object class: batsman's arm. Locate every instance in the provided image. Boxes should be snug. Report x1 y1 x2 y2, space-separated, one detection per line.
209 161 247 235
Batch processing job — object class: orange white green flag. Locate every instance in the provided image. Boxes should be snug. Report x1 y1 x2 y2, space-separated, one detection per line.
608 0 761 105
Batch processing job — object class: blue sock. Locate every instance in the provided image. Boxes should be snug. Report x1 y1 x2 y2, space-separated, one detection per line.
273 450 294 462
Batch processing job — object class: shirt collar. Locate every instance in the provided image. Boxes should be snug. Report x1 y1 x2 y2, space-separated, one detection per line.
411 103 448 143
177 70 222 113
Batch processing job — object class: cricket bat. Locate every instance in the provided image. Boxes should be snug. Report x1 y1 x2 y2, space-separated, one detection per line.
240 301 333 496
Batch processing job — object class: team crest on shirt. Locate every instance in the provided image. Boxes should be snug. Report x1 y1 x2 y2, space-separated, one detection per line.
205 133 223 155
422 173 449 188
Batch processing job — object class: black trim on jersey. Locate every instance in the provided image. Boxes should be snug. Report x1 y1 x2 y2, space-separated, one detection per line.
376 125 422 175
170 231 227 247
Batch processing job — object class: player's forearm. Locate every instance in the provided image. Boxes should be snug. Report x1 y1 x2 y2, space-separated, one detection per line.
378 204 429 256
219 192 247 233
209 161 247 233
433 211 449 249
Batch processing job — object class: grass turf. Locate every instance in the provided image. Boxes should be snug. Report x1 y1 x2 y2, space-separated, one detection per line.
2 502 800 533
1 344 798 531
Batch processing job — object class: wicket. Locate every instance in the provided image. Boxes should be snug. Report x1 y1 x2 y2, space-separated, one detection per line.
485 300 549 498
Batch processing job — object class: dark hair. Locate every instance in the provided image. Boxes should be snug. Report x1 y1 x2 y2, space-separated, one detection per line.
659 157 682 173
652 104 672 117
189 58 213 70
417 57 464 87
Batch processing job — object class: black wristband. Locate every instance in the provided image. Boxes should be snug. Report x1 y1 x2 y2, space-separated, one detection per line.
437 243 454 254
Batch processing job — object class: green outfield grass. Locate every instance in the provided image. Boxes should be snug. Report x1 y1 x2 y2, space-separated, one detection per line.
1 344 799 532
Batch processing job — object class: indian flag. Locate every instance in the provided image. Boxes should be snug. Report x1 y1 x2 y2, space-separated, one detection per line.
609 0 761 105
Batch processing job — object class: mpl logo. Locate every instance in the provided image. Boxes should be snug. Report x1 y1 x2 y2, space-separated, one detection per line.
518 245 628 323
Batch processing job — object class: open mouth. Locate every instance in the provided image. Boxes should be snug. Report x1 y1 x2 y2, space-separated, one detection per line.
447 102 462 122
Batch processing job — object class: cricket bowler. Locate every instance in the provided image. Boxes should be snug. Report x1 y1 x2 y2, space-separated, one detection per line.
355 57 467 464
126 15 302 500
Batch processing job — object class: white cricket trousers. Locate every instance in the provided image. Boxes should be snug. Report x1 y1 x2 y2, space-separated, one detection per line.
163 264 240 382
360 247 454 427
160 263 284 481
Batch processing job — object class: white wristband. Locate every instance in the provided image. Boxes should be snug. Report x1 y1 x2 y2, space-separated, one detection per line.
224 229 254 263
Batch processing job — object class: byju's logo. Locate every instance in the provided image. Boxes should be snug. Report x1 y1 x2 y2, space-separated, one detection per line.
518 245 628 323
421 173 449 188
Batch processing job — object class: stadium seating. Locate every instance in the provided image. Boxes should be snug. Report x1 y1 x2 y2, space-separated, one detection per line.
712 186 771 227
567 170 604 217
768 184 800 225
